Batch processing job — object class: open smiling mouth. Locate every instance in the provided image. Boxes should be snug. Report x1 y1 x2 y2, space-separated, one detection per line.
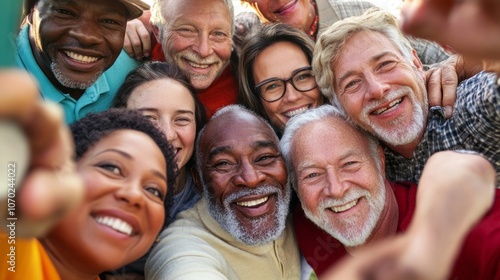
236 196 270 207
329 199 359 213
94 216 134 236
274 0 298 15
64 51 99 64
372 97 403 115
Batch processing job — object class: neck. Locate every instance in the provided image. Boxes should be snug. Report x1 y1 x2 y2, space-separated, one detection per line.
40 238 98 280
345 180 399 255
386 133 424 159
174 168 188 195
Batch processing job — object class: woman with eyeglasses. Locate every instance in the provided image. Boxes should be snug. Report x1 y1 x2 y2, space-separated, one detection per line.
238 23 329 136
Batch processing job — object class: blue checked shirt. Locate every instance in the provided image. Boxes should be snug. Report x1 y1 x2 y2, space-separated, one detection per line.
385 71 500 186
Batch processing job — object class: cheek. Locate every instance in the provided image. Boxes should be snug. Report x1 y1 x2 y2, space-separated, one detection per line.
180 128 196 147
213 42 232 62
106 33 126 57
205 174 231 202
299 187 320 213
166 34 190 55
306 89 324 106
148 203 166 234
340 95 363 117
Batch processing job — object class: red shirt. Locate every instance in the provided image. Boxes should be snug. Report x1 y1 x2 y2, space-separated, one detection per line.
294 182 500 279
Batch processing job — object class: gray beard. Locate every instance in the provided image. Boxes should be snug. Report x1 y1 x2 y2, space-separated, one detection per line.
204 184 291 245
51 62 102 90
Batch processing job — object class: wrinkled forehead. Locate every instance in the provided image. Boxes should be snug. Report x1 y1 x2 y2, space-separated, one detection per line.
200 111 278 154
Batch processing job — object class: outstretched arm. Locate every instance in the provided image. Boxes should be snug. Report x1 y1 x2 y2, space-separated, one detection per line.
321 151 496 280
0 69 83 238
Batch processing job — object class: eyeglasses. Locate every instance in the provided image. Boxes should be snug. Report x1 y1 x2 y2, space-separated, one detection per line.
254 66 318 102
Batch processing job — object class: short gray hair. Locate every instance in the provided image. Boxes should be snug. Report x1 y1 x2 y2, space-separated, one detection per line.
312 8 414 108
280 105 380 190
150 0 235 40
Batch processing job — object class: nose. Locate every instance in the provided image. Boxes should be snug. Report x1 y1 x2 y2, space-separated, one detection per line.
365 72 390 101
115 180 145 209
232 159 266 188
282 82 302 103
193 33 213 58
68 19 104 46
159 120 178 142
323 168 348 199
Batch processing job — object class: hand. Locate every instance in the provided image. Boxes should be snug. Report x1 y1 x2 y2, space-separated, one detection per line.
425 54 482 118
0 69 84 237
322 232 456 280
123 10 153 61
400 0 500 60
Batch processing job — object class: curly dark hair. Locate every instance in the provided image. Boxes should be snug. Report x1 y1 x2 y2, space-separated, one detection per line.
70 108 177 224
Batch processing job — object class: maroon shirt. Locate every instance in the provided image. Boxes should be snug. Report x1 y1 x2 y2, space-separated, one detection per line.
294 182 500 279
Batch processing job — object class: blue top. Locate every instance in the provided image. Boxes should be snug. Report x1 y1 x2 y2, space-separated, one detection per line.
16 26 139 124
170 173 201 220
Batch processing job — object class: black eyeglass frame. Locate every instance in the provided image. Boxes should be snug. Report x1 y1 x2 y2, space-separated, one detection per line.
254 66 318 102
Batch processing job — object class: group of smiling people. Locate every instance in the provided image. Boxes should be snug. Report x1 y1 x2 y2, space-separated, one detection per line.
1 0 500 279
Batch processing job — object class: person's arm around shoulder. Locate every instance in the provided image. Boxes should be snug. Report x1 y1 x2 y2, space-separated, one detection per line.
124 10 152 61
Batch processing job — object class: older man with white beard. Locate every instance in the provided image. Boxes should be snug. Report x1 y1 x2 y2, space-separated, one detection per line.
145 105 300 279
149 0 238 118
280 105 500 279
313 9 500 185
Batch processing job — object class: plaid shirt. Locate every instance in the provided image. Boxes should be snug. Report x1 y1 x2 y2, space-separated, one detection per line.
385 71 500 186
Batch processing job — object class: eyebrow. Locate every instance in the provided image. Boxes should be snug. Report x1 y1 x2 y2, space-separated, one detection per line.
336 51 395 88
207 140 279 162
97 149 133 159
296 149 360 172
137 107 194 115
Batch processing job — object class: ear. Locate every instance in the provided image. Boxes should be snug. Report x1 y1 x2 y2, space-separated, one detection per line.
410 48 427 79
27 7 35 25
152 25 161 43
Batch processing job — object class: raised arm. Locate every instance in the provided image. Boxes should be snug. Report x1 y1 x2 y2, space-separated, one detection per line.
0 69 83 238
321 150 496 280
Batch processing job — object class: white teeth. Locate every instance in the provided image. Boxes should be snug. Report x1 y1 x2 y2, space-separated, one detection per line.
236 196 269 207
95 216 133 236
330 200 358 213
373 98 402 115
285 106 309 118
187 61 210 69
64 51 99 63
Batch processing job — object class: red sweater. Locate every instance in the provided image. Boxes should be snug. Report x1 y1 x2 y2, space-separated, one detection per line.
294 182 500 279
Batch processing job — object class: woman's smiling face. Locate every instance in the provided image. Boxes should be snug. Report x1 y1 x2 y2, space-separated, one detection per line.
44 130 167 273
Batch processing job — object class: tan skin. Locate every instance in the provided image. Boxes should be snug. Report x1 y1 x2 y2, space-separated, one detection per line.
42 130 167 280
198 109 287 237
0 69 83 238
28 0 128 99
290 118 399 255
